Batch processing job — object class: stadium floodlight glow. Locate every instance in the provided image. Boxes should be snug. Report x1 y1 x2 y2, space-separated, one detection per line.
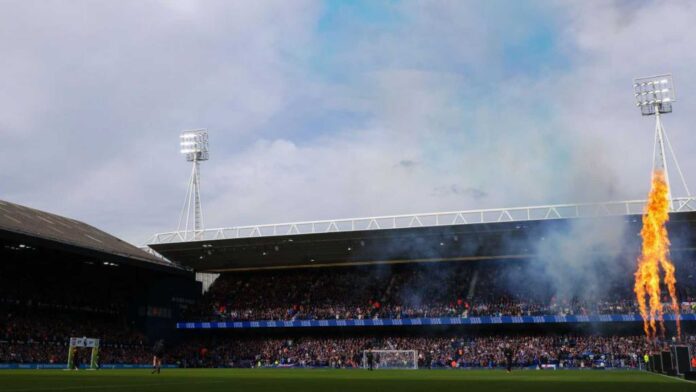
633 74 691 210
177 129 209 240
179 129 209 161
634 74 675 116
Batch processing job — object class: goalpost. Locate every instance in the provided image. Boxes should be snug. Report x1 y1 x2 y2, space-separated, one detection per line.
362 350 418 370
67 337 100 370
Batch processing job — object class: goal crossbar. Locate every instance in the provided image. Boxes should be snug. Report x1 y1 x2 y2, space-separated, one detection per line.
362 349 418 370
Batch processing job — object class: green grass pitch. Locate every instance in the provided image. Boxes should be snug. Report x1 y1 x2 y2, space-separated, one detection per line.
0 369 693 392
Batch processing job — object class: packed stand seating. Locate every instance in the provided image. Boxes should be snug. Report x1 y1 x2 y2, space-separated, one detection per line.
0 340 150 365
167 334 696 369
187 266 390 321
0 261 150 364
0 308 149 364
190 258 696 322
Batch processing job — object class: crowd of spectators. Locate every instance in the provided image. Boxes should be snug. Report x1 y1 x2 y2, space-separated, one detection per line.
3 256 696 366
190 260 696 322
4 326 693 368
1 310 146 345
0 342 150 365
0 305 150 364
167 334 696 369
0 261 150 365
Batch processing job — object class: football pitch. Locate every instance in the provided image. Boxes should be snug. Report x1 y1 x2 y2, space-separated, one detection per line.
0 369 694 392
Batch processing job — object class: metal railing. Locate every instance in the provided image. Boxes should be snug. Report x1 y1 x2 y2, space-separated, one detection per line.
147 197 696 245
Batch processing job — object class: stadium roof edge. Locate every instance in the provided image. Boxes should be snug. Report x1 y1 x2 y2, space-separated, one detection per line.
149 197 696 245
0 199 186 272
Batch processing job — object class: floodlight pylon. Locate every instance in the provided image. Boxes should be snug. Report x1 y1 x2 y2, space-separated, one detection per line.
177 129 209 240
634 74 690 210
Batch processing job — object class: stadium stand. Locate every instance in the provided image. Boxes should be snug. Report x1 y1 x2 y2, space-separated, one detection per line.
2 201 695 371
0 200 200 366
186 259 696 322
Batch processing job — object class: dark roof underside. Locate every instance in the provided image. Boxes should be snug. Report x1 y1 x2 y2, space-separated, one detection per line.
150 211 696 272
0 199 177 270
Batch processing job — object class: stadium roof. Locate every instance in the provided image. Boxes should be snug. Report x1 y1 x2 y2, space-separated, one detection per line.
149 198 696 272
0 199 182 271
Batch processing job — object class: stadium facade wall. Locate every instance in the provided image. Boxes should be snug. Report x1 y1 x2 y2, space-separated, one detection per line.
132 276 201 340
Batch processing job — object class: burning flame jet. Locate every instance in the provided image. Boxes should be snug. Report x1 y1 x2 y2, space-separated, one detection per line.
633 82 681 341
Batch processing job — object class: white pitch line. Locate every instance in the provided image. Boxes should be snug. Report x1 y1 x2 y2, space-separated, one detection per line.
645 370 696 384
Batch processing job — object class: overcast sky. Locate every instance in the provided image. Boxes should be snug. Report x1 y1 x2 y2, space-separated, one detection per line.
2 0 695 245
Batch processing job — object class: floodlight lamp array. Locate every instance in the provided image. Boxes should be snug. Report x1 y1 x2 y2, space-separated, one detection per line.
634 75 675 116
180 130 209 161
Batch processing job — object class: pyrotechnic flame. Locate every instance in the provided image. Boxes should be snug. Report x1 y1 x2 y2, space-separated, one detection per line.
634 170 681 341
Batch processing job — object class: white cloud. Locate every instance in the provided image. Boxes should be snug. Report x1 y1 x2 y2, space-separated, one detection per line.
1 0 695 245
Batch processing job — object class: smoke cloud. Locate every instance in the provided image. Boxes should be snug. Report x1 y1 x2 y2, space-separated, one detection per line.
525 217 632 301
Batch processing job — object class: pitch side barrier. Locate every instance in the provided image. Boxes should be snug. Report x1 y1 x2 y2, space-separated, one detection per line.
260 363 634 370
0 364 178 370
177 313 693 330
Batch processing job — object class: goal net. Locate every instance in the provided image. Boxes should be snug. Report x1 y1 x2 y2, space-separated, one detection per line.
362 350 418 369
67 337 100 370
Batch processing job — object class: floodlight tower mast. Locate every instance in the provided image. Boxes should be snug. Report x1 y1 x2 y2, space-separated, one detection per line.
634 74 690 210
178 130 209 240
